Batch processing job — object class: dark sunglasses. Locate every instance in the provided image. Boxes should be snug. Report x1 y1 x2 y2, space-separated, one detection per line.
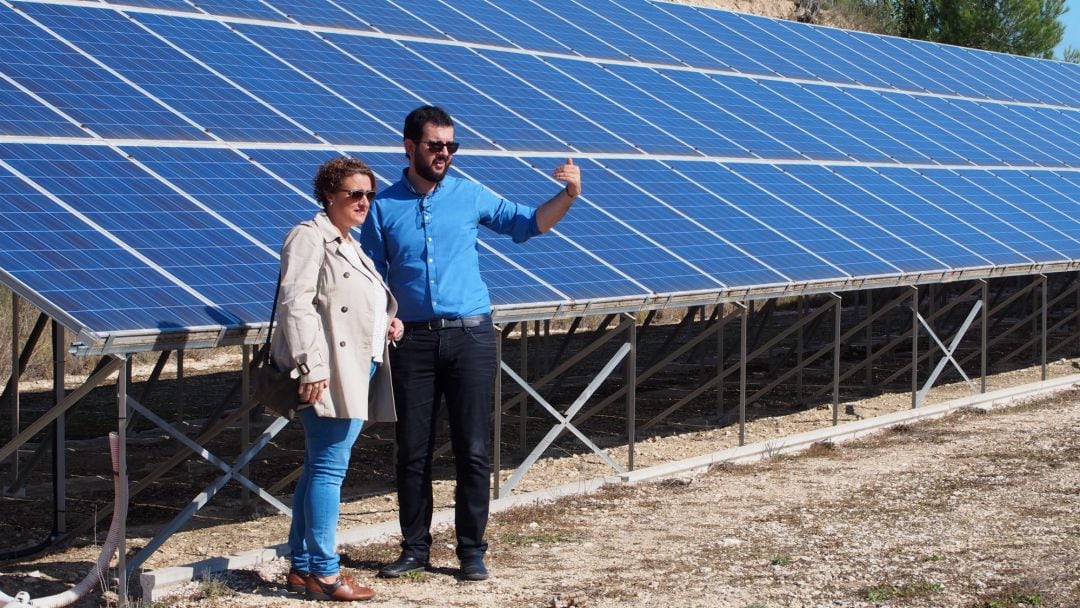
415 140 460 154
337 189 377 201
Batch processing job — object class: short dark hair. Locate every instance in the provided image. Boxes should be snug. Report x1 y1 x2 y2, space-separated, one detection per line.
312 156 376 210
403 105 454 142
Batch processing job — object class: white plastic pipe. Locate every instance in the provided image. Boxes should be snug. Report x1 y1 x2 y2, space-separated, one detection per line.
1 431 127 607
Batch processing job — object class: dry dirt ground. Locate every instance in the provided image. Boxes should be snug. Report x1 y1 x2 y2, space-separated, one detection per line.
154 382 1080 608
3 359 1078 608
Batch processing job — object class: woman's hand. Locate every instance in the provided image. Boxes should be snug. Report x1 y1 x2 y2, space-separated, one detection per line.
388 317 404 342
298 379 328 404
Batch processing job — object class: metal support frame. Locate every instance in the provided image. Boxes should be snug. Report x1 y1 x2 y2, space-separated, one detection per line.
832 293 841 426
739 301 747 446
496 314 635 498
51 321 67 538
913 299 983 408
123 404 290 576
116 355 128 608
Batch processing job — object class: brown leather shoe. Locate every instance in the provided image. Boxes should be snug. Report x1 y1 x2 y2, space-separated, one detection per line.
285 568 309 593
305 573 375 602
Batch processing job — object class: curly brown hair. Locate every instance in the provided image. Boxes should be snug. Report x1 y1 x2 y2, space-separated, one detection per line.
312 156 376 210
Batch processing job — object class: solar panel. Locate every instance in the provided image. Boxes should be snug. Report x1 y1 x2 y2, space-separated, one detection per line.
0 0 1077 353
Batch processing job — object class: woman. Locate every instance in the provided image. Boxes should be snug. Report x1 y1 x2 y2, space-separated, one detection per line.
272 156 403 602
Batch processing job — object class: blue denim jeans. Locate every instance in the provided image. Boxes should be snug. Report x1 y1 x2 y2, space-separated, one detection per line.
288 362 376 575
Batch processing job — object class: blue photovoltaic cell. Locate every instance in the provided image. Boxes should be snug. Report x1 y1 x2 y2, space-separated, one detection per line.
400 0 509 46
243 148 356 196
605 158 843 283
808 27 931 94
991 106 1080 164
649 2 782 76
729 164 946 273
891 168 1066 263
0 143 277 322
261 0 373 30
475 49 692 154
0 169 225 332
0 78 86 138
781 165 990 269
104 0 198 12
703 76 849 160
600 64 752 157
838 89 971 164
181 0 289 22
534 58 707 156
135 13 398 146
325 36 554 152
924 170 1080 260
684 161 896 277
496 0 628 60
352 0 447 39
19 2 318 143
658 70 801 159
534 0 679 65
750 80 891 162
584 0 730 69
514 156 724 295
908 96 1037 165
833 166 1030 265
1025 172 1080 220
936 170 1080 258
233 25 448 144
873 36 985 99
127 146 317 247
0 7 210 141
409 44 629 153
573 159 789 288
755 18 895 88
734 14 864 85
690 9 820 81
438 0 570 54
979 171 1080 235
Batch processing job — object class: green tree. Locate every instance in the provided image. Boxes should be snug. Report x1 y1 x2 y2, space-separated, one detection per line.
889 0 1067 57
1064 46 1080 63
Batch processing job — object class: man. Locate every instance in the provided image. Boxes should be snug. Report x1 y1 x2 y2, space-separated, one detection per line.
362 105 580 581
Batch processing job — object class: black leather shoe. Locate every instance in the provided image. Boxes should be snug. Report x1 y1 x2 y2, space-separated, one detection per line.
378 554 429 578
459 556 488 581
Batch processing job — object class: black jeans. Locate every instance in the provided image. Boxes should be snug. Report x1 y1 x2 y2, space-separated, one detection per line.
389 322 496 560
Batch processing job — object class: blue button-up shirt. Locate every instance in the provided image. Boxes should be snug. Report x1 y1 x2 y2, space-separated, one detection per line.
361 170 541 321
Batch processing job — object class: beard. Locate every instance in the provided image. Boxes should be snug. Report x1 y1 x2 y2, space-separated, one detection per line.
414 155 451 183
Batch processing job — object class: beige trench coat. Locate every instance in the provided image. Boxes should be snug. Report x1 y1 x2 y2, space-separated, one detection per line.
271 212 397 422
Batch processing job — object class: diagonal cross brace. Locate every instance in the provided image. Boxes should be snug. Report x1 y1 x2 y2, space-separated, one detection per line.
916 299 982 407
126 396 291 515
499 342 631 498
124 413 291 576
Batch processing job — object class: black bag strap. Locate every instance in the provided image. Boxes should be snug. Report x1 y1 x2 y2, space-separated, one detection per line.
257 272 282 365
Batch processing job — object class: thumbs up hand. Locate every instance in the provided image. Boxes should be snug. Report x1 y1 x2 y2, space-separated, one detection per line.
553 158 581 198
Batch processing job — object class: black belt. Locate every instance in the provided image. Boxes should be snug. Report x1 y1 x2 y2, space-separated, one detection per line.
403 314 491 331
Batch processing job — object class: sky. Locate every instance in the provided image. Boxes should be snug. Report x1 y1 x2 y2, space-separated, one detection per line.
1057 0 1080 57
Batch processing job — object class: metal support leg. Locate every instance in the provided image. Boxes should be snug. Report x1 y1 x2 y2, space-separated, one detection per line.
624 314 636 471
177 349 185 422
739 302 748 447
1041 275 1048 380
241 344 251 509
911 287 919 409
832 293 841 426
519 323 528 459
717 305 725 419
865 290 873 389
5 295 19 494
51 321 66 538
116 355 129 608
981 280 988 393
797 297 804 405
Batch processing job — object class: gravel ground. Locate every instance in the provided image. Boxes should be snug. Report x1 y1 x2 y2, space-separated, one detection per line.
150 379 1080 608
6 362 1076 608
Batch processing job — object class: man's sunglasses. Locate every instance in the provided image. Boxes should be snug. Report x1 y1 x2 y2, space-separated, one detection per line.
415 140 460 154
337 189 377 201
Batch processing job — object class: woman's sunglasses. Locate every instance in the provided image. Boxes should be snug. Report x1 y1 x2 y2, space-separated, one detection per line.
337 189 377 201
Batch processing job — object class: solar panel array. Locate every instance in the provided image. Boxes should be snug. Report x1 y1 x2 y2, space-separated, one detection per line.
1 0 1078 354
